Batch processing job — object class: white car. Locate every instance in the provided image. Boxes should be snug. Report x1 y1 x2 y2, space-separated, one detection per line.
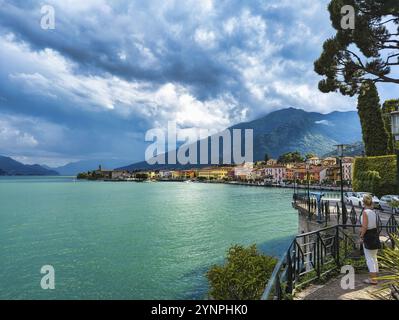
345 192 380 208
379 195 399 213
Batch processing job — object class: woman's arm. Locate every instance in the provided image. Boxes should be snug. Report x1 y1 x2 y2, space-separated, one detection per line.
360 211 368 239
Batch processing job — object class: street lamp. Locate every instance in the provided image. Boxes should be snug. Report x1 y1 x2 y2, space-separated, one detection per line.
306 163 311 213
335 144 348 225
390 111 399 190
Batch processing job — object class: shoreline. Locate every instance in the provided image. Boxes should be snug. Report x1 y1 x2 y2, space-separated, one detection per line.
98 177 351 192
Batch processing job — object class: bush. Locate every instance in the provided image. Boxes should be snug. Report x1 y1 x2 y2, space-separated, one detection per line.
353 155 397 197
206 244 277 300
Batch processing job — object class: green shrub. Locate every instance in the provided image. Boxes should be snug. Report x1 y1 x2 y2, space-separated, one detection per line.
207 244 277 300
353 155 397 197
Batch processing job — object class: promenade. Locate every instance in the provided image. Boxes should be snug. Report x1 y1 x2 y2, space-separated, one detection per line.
295 273 391 300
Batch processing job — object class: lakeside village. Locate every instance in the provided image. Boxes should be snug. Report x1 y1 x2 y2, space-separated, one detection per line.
77 154 354 189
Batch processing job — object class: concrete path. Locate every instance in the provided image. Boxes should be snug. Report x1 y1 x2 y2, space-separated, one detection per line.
295 273 391 300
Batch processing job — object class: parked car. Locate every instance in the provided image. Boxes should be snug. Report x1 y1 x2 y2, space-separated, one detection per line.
379 195 399 213
346 192 380 208
344 192 356 204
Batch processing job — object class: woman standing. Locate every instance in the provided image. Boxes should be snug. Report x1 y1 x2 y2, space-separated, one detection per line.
360 194 381 285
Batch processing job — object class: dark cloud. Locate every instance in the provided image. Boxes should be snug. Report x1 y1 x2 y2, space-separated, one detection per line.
0 0 376 165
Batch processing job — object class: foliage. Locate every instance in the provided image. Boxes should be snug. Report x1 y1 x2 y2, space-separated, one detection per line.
264 153 270 162
391 200 399 209
357 170 382 193
314 0 399 96
278 151 304 164
353 155 397 196
207 244 277 300
375 234 399 299
135 173 148 180
357 81 390 156
305 153 317 160
383 99 399 114
76 172 88 179
382 99 399 154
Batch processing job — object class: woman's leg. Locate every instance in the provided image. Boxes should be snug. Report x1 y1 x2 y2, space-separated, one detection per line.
364 248 378 283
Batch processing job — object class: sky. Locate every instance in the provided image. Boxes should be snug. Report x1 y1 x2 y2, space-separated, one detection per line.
0 0 397 166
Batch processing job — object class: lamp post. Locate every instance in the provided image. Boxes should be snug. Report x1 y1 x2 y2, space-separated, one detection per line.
390 111 399 191
335 144 347 225
306 163 311 213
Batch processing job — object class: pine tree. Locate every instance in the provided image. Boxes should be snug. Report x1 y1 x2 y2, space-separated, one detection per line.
357 81 390 156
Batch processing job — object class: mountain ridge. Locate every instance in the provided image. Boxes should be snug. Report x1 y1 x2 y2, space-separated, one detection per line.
0 156 59 176
118 107 362 171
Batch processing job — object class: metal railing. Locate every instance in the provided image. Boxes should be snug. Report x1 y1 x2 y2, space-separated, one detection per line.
262 220 399 300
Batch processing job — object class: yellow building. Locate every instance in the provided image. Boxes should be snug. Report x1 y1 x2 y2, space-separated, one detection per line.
197 167 231 180
147 171 158 179
169 170 196 180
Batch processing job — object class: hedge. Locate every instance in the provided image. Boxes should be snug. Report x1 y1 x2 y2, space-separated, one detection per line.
353 155 398 197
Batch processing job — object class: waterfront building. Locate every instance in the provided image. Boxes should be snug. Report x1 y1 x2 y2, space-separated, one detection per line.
325 166 340 184
287 165 323 183
111 170 130 180
148 171 158 179
159 170 173 179
234 162 254 180
266 159 278 166
197 167 231 180
94 165 113 179
321 157 337 167
306 156 321 166
264 165 287 183
180 170 196 179
319 167 328 184
250 168 266 181
342 157 354 182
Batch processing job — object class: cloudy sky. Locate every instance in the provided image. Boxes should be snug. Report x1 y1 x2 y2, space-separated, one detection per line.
0 0 396 166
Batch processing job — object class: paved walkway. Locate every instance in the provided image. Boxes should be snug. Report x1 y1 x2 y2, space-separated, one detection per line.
295 273 391 300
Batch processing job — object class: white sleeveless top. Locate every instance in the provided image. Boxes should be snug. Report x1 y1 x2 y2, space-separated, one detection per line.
361 209 377 230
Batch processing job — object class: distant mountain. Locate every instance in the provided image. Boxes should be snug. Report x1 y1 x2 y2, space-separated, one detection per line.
119 107 362 171
53 159 131 176
0 156 59 176
322 141 365 158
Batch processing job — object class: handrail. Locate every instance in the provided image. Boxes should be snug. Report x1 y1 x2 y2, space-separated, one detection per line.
261 219 399 300
261 241 292 300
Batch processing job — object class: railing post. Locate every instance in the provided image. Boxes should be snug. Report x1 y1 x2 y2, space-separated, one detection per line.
335 226 341 267
286 250 293 295
316 232 321 279
276 274 282 300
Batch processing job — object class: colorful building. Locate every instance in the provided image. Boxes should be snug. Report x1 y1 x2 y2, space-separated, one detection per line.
321 157 337 167
197 167 231 180
264 165 287 183
234 162 254 180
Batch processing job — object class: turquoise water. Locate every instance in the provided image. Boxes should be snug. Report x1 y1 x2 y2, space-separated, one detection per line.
0 177 297 299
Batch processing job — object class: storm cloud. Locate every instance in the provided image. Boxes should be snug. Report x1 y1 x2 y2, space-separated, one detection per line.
0 0 389 165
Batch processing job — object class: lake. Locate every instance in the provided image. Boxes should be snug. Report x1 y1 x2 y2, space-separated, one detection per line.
0 177 297 299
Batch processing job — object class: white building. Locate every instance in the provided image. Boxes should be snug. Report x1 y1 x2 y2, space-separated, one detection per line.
159 170 172 179
264 166 287 183
306 157 321 166
342 157 354 182
234 162 254 180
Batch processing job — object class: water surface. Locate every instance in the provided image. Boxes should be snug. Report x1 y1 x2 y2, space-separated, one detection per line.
0 177 297 299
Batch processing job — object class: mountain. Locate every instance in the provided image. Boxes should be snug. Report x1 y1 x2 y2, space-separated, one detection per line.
53 159 131 176
0 156 59 176
322 141 365 157
119 107 362 171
